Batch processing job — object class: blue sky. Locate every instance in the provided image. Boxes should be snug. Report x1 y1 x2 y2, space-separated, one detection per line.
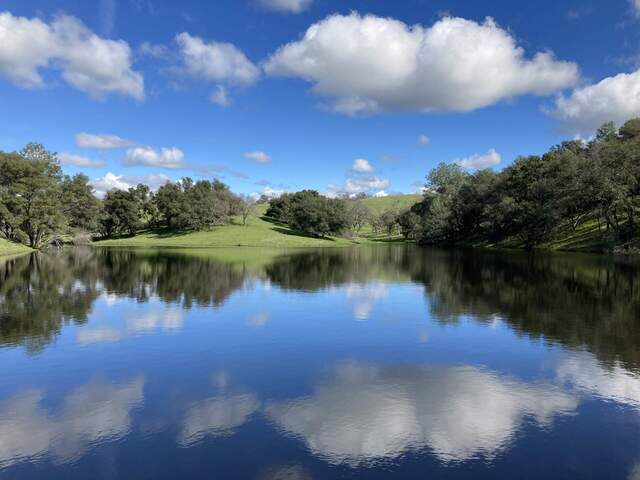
1 0 639 197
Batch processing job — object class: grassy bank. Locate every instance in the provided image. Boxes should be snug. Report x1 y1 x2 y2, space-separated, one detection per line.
95 213 368 249
95 196 423 249
0 239 32 257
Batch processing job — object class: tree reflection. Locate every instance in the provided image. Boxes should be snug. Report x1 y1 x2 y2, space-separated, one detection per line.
0 249 246 352
0 250 101 353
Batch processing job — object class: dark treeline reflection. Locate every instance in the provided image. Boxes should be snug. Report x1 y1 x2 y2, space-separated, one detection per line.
0 249 246 352
1 246 639 369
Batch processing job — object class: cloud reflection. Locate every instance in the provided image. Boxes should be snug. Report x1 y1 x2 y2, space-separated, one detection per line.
556 351 640 409
0 376 144 468
267 363 577 465
178 372 260 446
344 282 389 321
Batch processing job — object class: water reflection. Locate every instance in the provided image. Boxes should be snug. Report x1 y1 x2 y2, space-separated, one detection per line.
267 363 576 465
0 376 144 468
2 246 640 476
179 372 260 446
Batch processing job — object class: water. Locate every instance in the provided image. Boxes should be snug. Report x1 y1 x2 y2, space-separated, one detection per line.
1 245 639 479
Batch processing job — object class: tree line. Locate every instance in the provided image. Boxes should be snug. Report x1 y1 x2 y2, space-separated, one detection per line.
0 143 250 248
394 118 640 250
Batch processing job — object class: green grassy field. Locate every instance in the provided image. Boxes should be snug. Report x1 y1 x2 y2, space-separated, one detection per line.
95 196 423 249
96 210 362 248
0 239 32 257
358 194 422 214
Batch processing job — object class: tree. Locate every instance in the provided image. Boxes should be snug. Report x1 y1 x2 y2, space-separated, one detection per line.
0 144 65 248
100 188 142 237
239 195 257 225
61 174 101 232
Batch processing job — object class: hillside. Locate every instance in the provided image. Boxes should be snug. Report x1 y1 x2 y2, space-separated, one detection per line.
95 207 363 249
95 195 423 249
358 194 422 214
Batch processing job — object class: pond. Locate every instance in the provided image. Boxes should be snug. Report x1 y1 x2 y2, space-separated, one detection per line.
1 245 639 479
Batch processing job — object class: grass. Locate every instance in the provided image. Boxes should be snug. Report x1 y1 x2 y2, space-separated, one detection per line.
94 195 424 250
96 210 365 249
359 194 422 214
0 239 32 257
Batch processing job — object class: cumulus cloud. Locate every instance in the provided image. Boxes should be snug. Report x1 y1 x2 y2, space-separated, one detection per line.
258 0 313 14
250 185 287 201
267 363 576 464
76 132 134 149
0 376 144 467
351 158 374 173
176 32 260 87
327 176 390 197
123 146 186 169
90 172 171 197
551 69 640 133
418 134 430 145
0 12 144 99
264 13 578 115
454 148 501 170
59 153 105 168
245 151 272 164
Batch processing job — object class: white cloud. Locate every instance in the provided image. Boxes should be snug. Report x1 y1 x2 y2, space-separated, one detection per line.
267 363 576 464
59 153 105 168
91 172 132 195
633 0 640 15
244 151 272 164
0 376 144 467
418 134 430 145
250 185 286 201
0 12 144 99
453 148 501 170
551 69 640 133
76 132 134 149
327 176 390 197
123 146 186 169
138 41 169 59
175 32 260 87
90 172 171 197
210 84 231 107
373 190 389 198
351 158 374 173
258 0 313 13
265 13 578 115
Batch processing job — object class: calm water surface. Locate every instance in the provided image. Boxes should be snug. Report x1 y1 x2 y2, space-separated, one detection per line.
1 245 640 479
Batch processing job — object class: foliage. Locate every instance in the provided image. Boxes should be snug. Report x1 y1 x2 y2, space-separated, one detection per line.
412 118 640 250
0 144 65 248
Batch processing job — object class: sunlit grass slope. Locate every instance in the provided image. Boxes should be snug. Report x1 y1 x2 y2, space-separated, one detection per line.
359 194 422 214
95 195 423 249
95 208 362 248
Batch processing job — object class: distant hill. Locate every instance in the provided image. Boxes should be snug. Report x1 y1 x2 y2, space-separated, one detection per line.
358 194 422 214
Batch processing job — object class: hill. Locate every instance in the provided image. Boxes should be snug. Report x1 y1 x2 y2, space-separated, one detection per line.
358 194 422 214
95 205 364 249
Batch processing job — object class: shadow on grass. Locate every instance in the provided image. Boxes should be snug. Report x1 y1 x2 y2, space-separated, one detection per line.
271 227 337 241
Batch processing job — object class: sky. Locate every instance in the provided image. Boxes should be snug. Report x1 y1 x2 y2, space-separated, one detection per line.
1 0 640 198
